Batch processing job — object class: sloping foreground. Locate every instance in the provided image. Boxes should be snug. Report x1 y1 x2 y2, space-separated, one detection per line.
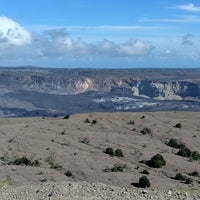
0 112 199 199
0 181 199 200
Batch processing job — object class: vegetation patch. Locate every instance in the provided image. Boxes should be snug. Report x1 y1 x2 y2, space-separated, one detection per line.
146 154 166 168
177 148 200 161
138 176 151 188
128 120 135 125
91 119 97 125
141 127 152 135
103 164 127 172
84 118 90 123
65 170 72 177
63 114 70 119
174 173 193 184
80 137 90 145
104 148 124 157
188 171 199 177
141 169 149 175
166 138 186 149
175 123 182 128
166 138 200 161
7 156 40 167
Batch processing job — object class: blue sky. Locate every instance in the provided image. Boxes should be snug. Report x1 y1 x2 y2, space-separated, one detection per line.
0 0 200 68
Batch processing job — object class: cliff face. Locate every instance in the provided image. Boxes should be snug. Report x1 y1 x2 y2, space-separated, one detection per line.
23 77 200 101
0 68 199 101
131 81 200 100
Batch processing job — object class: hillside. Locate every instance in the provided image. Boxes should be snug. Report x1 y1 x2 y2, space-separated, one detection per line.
0 112 199 199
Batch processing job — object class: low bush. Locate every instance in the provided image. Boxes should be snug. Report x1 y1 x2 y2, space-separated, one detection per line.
65 170 72 177
138 176 151 188
111 164 126 172
141 128 152 135
91 119 97 124
84 118 90 123
147 154 166 168
105 147 114 156
141 169 149 175
103 164 126 172
80 137 90 144
115 149 124 157
166 139 186 149
174 173 193 184
188 171 199 177
128 120 135 125
191 151 200 160
9 156 40 167
185 177 193 184
63 115 70 119
177 147 192 158
104 148 124 157
174 173 187 181
175 123 182 128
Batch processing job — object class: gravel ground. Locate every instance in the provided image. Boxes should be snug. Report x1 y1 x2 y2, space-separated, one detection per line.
0 181 199 200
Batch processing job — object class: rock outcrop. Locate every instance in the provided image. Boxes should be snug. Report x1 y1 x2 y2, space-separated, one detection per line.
0 67 199 101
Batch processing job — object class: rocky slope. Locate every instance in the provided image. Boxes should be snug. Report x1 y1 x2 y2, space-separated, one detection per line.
0 112 199 199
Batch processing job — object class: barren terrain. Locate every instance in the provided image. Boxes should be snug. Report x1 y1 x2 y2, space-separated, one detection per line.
0 112 199 199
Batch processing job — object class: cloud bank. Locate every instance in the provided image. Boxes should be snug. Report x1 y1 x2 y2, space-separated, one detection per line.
0 16 31 46
0 16 154 61
0 16 199 68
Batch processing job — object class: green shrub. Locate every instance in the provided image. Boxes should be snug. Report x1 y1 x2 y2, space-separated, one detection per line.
174 173 193 184
191 151 200 160
188 171 199 177
65 170 72 177
138 176 151 188
111 164 126 172
104 148 124 157
84 118 90 123
9 156 40 167
31 159 40 167
103 164 126 172
147 154 166 168
105 147 114 156
175 123 182 128
128 120 135 125
91 119 97 124
141 169 149 175
174 173 187 181
115 149 124 157
177 147 192 158
141 128 152 135
13 157 30 166
166 139 186 149
80 137 90 144
185 177 193 184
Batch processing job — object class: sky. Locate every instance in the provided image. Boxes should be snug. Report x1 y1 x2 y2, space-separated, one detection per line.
0 0 200 68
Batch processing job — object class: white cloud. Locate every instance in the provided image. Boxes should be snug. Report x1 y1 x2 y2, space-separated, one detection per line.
140 15 200 23
39 28 154 57
118 39 154 56
0 16 31 46
177 3 200 12
41 29 73 56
